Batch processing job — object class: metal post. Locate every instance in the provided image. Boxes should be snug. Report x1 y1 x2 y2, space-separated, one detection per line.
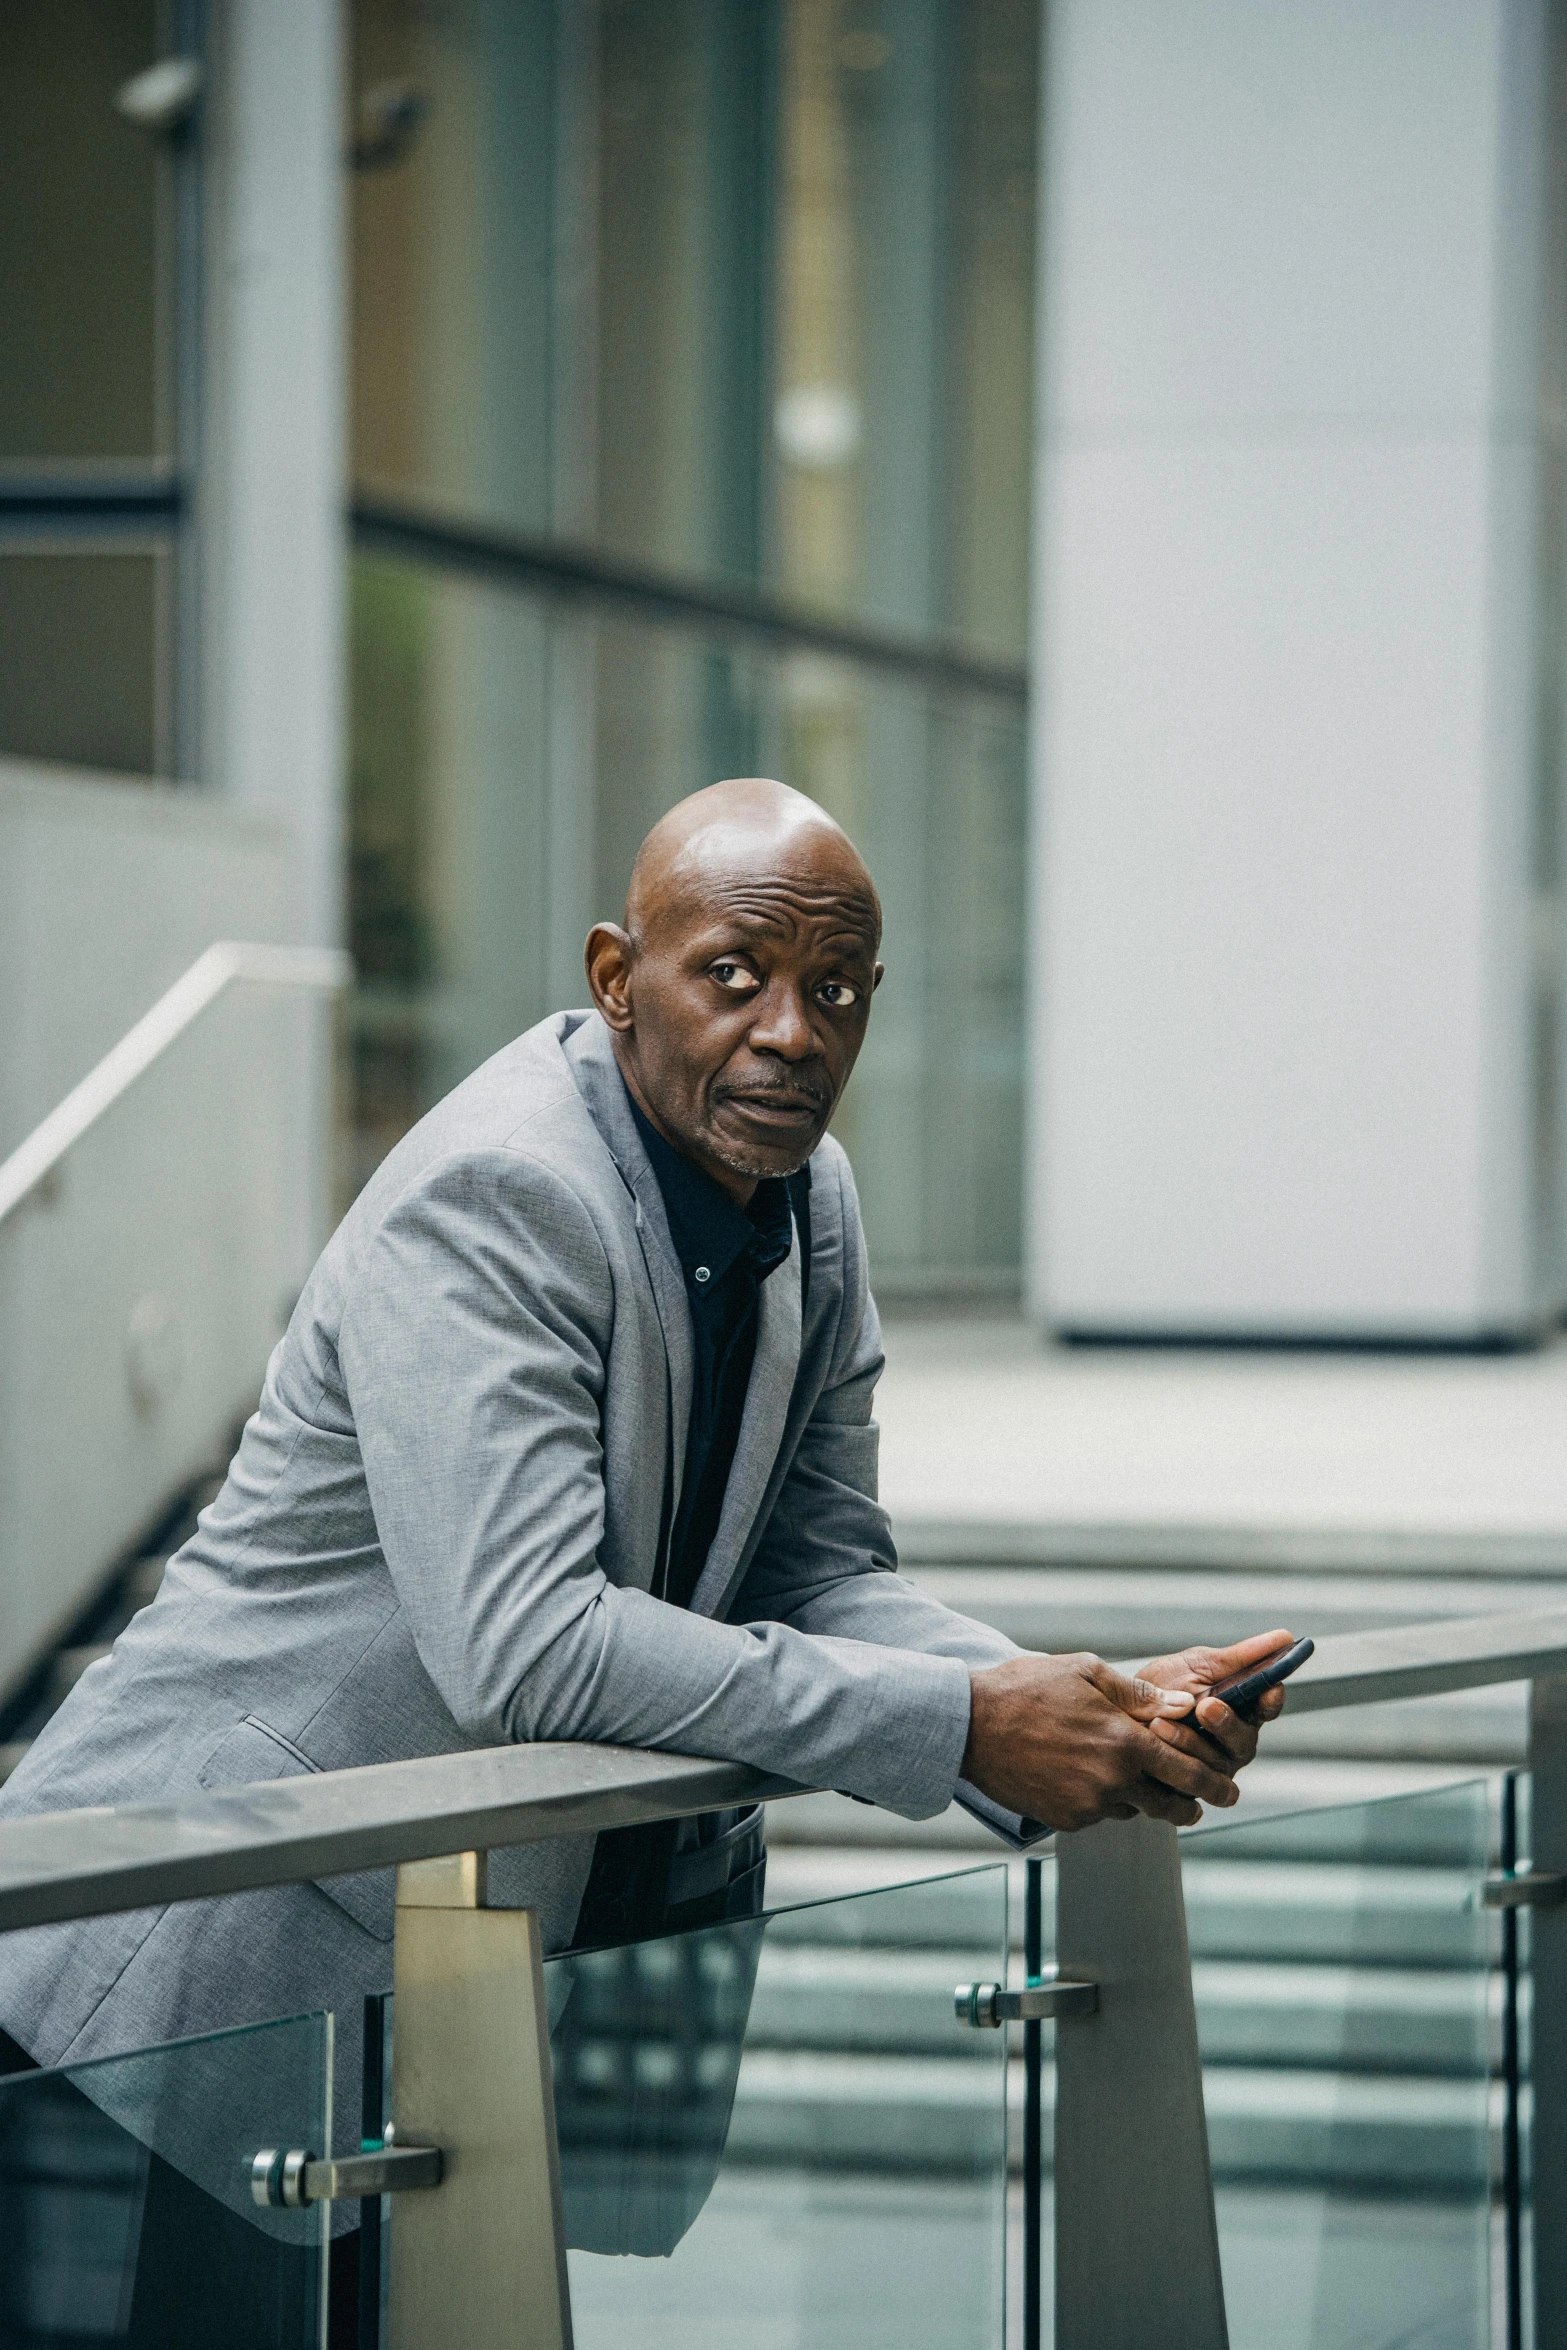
1023 1856 1043 2350
359 1993 389 2350
388 1852 573 2350
1054 1815 1227 2350
1502 1775 1523 2350
1530 1680 1567 2349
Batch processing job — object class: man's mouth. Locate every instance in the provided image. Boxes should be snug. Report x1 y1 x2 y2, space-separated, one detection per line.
720 1089 828 1126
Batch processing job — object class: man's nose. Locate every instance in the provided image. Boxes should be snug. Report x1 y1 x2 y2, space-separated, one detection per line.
749 982 817 1060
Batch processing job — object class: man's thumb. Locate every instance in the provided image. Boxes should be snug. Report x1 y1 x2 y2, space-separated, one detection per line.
1096 1663 1195 1722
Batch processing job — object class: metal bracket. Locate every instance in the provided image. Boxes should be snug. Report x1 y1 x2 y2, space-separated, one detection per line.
1485 1871 1567 1911
955 1977 1098 2028
250 2143 444 2208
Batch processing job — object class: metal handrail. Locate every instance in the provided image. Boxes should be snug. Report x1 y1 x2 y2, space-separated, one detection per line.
0 1744 795 1935
1285 1605 1567 1711
0 939 353 1229
1 1605 1565 1937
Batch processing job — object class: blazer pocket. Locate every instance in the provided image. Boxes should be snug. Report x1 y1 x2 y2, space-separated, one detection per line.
196 1715 395 1944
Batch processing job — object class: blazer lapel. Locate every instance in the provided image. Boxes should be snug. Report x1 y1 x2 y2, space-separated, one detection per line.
562 1015 694 1517
689 1217 804 1619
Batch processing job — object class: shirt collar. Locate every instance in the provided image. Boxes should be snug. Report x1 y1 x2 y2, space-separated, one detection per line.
624 1084 796 1293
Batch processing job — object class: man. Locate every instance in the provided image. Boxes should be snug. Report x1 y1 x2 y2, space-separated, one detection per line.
0 781 1287 2279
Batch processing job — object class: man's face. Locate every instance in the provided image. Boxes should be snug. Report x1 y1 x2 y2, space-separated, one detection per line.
588 839 883 1197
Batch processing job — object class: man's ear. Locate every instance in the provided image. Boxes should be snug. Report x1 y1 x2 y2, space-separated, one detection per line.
872 962 885 992
585 923 636 1032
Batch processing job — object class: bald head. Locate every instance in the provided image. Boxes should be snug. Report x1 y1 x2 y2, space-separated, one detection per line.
585 778 884 1200
624 777 880 950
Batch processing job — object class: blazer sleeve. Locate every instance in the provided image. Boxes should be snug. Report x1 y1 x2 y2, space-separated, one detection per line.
337 1146 975 1822
732 1150 1051 1848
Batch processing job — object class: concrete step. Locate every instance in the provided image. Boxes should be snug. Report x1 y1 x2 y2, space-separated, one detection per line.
738 1841 1498 2186
1 1547 172 1759
893 1515 1567 1581
904 1561 1566 1658
768 1761 1492 1860
723 2050 1490 2188
763 1844 1495 1967
747 1944 1491 2075
765 1823 1503 1973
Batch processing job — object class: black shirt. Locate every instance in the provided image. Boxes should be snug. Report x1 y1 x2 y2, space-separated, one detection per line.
627 1093 807 1608
570 1088 809 1951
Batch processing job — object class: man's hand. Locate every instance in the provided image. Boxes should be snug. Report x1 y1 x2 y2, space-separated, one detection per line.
962 1652 1244 1832
1138 1629 1295 1779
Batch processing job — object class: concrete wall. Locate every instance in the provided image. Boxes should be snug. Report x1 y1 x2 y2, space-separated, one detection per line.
0 764 301 1697
1030 0 1567 1340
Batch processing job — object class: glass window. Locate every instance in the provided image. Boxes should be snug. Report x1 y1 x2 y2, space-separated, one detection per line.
768 0 1037 657
349 0 1037 655
0 551 165 774
349 554 1023 1284
350 0 566 534
0 1 167 466
347 0 1035 1286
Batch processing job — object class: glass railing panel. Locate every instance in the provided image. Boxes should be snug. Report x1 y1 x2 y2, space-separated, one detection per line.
0 2007 330 2349
1180 1780 1497 2350
544 1862 1010 2350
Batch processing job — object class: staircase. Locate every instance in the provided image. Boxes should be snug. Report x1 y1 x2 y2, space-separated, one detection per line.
755 1526 1533 2195
2 1501 1529 2204
0 1471 222 1785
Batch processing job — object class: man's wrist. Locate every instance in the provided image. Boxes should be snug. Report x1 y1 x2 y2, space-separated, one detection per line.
961 1668 984 1785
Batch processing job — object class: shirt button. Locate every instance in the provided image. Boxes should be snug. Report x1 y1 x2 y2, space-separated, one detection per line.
694 1266 711 1284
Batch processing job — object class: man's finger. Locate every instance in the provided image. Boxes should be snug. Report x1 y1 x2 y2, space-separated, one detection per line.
1130 1777 1202 1829
1190 1697 1261 1766
1131 1721 1239 1808
1151 1710 1255 1771
1089 1658 1195 1722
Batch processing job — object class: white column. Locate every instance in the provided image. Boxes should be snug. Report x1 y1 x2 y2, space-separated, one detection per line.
1028 0 1567 1341
200 0 344 950
200 0 345 1255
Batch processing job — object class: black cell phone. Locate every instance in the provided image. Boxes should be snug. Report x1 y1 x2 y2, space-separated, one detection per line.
1200 1636 1314 1729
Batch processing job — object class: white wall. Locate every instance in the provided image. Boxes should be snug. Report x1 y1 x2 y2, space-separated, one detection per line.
0 763 289 1152
0 765 302 1697
1030 0 1567 1340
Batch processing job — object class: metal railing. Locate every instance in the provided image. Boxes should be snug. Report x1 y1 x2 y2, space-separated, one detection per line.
0 1608 1563 2349
0 938 353 1230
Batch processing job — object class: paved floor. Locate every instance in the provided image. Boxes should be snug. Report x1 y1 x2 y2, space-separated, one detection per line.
876 1315 1567 1555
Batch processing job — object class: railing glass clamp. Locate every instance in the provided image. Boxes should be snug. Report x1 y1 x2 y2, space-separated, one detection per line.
955 1976 1098 2028
1483 1870 1567 1910
250 2143 444 2208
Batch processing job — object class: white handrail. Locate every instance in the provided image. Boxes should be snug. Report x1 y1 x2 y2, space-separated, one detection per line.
0 940 354 1230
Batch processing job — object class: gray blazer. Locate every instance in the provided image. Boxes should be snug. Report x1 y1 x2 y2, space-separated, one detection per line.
0 1010 1024 2132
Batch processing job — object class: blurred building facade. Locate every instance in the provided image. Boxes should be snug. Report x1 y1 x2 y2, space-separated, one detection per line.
1 0 1035 1305
4 0 1567 1338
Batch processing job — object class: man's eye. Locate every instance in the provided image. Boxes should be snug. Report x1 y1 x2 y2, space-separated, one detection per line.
816 980 859 1008
711 961 760 993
